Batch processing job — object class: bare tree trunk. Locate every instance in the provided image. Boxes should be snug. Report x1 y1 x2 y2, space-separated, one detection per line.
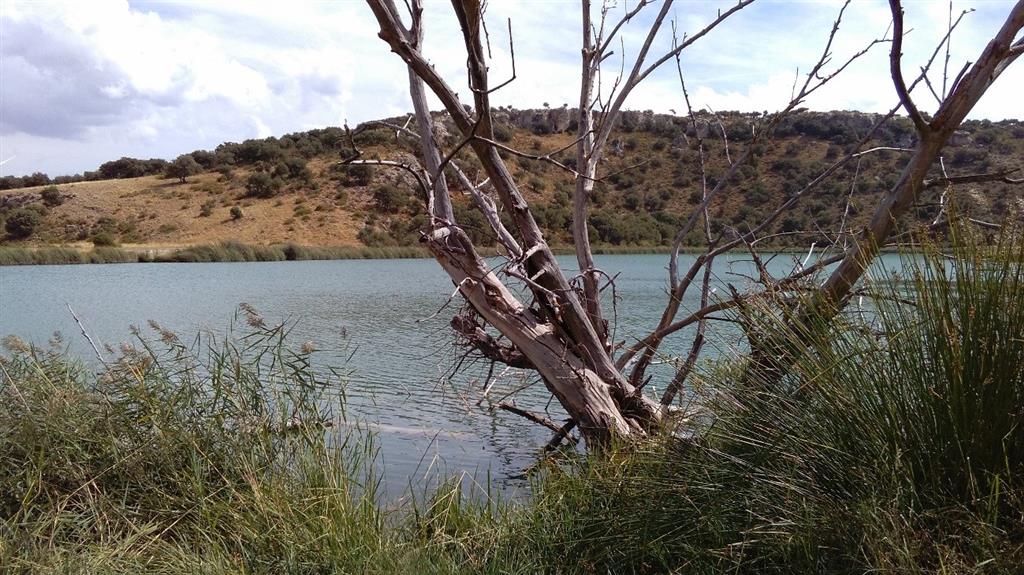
573 0 607 347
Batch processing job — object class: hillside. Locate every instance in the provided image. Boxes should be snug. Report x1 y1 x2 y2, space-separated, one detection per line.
1 109 1021 256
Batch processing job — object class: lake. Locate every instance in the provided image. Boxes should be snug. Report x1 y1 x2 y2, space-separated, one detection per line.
0 252 904 496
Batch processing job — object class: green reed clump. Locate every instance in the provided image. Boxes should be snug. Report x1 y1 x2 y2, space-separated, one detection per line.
162 240 289 262
0 310 411 573
0 246 144 265
86 246 141 263
161 242 430 263
0 246 82 265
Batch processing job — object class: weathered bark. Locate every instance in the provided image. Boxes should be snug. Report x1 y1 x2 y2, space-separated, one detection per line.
421 225 654 443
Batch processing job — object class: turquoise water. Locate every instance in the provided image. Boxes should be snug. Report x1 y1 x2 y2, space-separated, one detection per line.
0 252 904 494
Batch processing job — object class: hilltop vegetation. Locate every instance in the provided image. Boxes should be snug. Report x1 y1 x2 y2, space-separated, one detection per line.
1 109 1021 255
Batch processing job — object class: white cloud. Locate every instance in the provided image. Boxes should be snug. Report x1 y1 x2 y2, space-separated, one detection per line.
1 0 1020 177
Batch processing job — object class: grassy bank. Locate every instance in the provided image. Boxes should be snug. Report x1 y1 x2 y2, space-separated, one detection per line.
0 242 687 266
0 242 431 265
2 231 1021 573
0 241 822 266
160 241 428 262
0 245 141 265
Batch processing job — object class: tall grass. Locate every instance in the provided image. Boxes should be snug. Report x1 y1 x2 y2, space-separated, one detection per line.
0 246 139 265
0 313 402 573
0 242 431 266
158 242 429 262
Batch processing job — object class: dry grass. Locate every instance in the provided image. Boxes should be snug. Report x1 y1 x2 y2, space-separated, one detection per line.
1 173 364 248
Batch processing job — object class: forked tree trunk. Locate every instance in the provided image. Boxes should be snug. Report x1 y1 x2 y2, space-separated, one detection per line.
420 226 658 443
373 0 663 445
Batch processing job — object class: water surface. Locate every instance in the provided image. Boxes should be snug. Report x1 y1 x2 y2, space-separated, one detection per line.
0 252 905 494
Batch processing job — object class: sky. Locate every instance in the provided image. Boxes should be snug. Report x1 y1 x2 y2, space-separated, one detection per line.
1 0 1021 177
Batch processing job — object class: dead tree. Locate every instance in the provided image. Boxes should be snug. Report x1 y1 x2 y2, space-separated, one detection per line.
360 0 1024 447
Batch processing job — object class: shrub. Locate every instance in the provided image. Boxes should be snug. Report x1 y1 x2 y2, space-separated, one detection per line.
342 163 374 186
4 207 42 239
199 200 215 217
91 231 118 247
492 123 514 143
39 186 64 207
275 155 310 181
230 206 243 220
245 172 283 198
372 184 404 213
357 224 397 246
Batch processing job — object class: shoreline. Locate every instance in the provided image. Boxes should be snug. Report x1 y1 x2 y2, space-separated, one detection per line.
0 241 827 266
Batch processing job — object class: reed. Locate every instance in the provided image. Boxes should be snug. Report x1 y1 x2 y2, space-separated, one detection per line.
0 313 398 573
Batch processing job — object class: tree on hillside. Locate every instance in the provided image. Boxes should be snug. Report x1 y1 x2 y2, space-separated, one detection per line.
245 171 283 198
166 154 202 184
21 172 51 188
358 0 1024 446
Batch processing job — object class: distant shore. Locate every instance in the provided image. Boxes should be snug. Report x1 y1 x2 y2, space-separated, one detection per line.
0 241 827 266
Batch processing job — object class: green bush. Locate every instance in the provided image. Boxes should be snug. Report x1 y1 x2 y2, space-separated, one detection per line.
372 184 405 213
342 163 375 186
199 200 216 217
4 207 43 239
165 154 202 183
356 224 398 246
90 231 119 247
492 123 514 142
245 171 283 198
230 206 243 220
39 186 64 207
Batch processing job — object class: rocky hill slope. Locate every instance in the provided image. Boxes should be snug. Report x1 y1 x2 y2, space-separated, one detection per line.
1 109 1021 252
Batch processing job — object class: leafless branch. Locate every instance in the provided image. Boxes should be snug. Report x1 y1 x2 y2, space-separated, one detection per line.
543 419 579 452
497 402 564 434
889 0 931 134
923 168 1022 189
